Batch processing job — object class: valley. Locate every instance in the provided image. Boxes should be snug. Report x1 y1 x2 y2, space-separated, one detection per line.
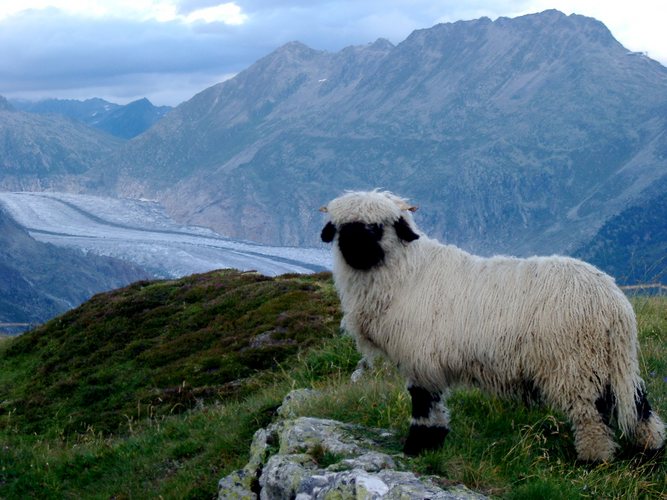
1 9 666 327
0 192 330 278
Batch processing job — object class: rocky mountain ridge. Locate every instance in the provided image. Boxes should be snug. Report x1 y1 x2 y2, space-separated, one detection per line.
0 103 122 190
10 97 171 139
1 10 666 287
89 10 667 260
575 177 667 284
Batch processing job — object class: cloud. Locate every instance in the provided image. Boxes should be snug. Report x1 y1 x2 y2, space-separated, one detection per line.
184 3 247 24
0 1 248 24
0 1 664 106
0 7 252 105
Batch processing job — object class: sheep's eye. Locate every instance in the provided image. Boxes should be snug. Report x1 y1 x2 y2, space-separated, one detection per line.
367 223 383 241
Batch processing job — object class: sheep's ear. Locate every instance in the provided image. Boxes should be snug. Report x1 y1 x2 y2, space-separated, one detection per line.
394 217 419 242
321 222 336 243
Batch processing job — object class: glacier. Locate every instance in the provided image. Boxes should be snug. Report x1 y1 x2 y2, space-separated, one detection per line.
0 192 331 278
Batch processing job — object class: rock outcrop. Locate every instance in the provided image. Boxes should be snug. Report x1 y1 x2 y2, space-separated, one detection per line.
218 389 486 499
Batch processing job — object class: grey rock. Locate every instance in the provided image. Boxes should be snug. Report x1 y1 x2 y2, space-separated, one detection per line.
259 453 317 500
296 469 479 499
275 388 318 419
278 416 374 456
330 451 396 472
217 469 256 499
218 390 486 499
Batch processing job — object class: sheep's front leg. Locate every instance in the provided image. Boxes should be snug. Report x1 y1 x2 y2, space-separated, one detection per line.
404 384 450 456
350 356 371 382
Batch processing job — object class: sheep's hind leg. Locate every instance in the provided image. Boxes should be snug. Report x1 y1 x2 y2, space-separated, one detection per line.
568 389 618 462
629 386 665 457
403 384 450 456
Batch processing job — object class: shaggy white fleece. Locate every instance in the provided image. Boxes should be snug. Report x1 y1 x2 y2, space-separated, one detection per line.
322 190 665 462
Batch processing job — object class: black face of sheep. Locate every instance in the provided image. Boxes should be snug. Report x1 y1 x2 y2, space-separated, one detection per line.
321 217 419 271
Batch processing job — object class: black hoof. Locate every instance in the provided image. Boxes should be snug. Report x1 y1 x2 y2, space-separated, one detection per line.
624 444 665 467
403 424 449 456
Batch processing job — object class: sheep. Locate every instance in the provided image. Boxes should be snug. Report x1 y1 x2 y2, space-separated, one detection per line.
320 189 665 462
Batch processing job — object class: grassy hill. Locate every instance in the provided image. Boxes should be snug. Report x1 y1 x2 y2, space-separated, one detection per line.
0 269 665 498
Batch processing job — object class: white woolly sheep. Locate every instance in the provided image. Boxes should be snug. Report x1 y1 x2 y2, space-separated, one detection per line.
320 190 665 462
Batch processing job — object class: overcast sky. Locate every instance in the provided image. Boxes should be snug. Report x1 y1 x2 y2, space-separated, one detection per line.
1 1 664 106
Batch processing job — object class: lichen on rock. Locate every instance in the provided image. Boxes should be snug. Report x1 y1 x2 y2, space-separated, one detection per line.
218 389 486 499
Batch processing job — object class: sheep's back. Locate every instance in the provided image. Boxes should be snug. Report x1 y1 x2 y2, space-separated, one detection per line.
371 245 636 393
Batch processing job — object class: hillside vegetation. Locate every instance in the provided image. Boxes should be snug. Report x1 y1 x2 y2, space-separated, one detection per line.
0 270 665 498
0 270 341 436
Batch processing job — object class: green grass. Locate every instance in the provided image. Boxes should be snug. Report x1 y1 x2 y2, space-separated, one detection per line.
0 271 665 498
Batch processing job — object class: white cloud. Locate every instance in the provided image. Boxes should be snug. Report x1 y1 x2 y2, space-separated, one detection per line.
0 1 664 106
185 3 247 24
0 1 248 25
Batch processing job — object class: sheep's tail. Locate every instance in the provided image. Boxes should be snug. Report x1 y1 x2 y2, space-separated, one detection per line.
607 302 665 451
606 303 642 436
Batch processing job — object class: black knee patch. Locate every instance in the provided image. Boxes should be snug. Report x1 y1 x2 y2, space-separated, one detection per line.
405 385 448 455
408 385 440 419
521 378 542 406
595 384 615 426
404 424 449 456
635 386 652 422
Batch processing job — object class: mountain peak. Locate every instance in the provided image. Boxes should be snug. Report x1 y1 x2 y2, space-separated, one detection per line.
370 38 394 51
125 97 152 109
499 9 616 45
96 10 667 264
276 41 321 57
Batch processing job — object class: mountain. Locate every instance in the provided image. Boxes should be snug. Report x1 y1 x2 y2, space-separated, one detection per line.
0 102 123 190
0 96 14 111
11 97 120 124
91 10 667 261
93 98 172 139
575 179 667 285
0 207 148 330
10 97 171 139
